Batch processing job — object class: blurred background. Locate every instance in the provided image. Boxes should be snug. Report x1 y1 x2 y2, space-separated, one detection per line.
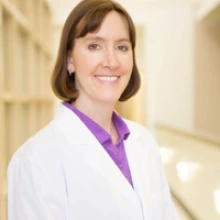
0 0 220 219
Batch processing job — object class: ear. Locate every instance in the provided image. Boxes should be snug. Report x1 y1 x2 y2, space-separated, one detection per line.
67 54 75 76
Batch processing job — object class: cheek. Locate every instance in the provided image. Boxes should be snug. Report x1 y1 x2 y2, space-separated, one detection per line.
75 55 99 72
73 58 90 74
123 55 133 75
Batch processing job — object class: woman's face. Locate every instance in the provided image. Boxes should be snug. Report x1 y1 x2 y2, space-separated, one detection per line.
69 11 133 106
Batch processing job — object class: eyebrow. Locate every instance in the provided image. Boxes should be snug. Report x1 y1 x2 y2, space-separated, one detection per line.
83 36 131 43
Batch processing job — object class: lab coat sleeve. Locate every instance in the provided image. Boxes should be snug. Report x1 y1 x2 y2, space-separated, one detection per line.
7 150 67 220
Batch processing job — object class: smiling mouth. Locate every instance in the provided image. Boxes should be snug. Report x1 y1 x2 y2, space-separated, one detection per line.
95 76 119 82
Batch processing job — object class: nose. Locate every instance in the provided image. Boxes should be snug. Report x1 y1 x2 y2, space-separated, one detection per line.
102 49 120 70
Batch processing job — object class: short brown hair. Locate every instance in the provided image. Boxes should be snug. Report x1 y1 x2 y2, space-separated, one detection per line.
51 0 141 102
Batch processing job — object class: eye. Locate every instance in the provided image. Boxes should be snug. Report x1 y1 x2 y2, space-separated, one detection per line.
88 44 100 50
117 45 129 52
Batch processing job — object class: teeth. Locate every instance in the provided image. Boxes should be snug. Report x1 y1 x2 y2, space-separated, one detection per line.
96 76 118 82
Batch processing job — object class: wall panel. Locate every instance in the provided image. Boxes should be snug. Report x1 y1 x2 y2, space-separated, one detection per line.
0 1 54 219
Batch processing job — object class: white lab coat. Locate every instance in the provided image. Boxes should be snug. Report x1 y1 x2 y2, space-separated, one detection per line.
8 103 179 220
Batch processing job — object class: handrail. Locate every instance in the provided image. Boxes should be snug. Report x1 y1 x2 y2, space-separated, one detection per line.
171 189 199 220
155 123 220 148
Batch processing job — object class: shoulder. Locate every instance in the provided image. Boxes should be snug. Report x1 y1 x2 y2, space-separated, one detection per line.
125 119 156 141
8 120 65 173
7 121 68 200
125 119 147 132
123 119 160 153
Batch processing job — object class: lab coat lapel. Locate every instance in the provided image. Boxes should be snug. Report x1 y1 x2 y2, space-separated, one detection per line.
54 105 140 207
124 130 154 220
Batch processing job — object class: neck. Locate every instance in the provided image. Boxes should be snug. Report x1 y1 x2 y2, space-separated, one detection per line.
73 99 115 133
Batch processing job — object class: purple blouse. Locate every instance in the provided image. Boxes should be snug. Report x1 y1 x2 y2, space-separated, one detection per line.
63 102 133 187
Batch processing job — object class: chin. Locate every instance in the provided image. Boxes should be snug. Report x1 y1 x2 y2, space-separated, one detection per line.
95 92 120 101
98 96 121 104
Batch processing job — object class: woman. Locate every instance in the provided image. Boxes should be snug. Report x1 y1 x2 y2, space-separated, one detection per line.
8 0 179 219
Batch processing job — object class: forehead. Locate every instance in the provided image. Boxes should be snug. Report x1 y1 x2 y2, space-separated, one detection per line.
76 10 130 38
81 11 130 40
101 11 128 28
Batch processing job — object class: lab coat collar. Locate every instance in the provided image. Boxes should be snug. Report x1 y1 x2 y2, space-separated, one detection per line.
54 104 145 217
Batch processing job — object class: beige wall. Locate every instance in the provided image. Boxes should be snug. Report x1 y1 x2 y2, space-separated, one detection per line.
194 20 220 138
145 3 196 132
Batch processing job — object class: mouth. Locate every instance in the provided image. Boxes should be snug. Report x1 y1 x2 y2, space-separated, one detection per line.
95 76 120 82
